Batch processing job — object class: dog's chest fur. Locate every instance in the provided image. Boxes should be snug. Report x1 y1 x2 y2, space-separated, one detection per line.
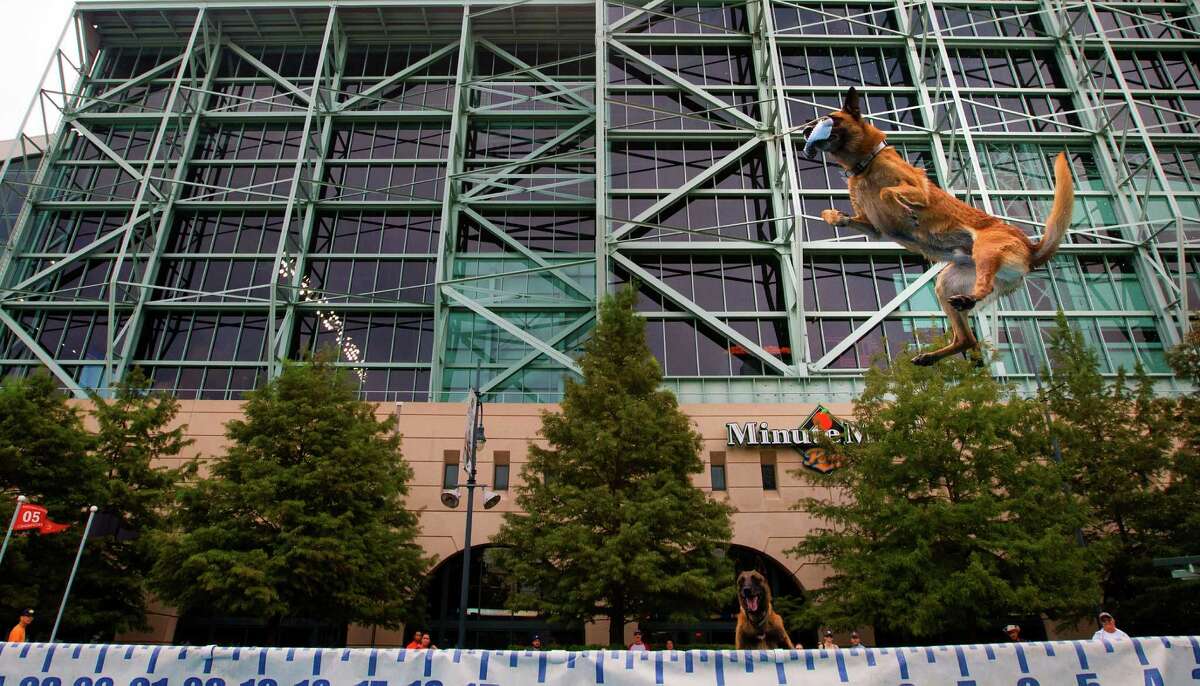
851 171 975 262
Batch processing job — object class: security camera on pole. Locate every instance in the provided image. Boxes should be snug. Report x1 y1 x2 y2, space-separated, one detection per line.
441 387 502 649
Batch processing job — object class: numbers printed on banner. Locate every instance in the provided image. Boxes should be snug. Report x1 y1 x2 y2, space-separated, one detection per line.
183 678 224 686
1017 678 1040 686
1076 674 1100 686
239 680 276 686
20 678 61 686
292 680 330 686
73 679 115 686
130 678 169 686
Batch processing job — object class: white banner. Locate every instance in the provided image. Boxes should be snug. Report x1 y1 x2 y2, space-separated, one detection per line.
2 638 1198 685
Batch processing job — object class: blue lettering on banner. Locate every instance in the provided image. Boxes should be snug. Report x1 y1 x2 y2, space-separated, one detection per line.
1 639 1198 685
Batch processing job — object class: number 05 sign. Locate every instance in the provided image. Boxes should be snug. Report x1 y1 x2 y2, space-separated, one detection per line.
2 639 1197 686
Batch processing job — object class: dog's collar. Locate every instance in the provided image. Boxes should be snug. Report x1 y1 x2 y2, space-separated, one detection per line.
846 141 888 177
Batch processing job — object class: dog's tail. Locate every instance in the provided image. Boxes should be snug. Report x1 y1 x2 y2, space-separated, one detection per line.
1029 152 1074 268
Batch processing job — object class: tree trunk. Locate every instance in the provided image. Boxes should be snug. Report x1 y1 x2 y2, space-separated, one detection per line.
265 616 281 647
608 595 625 647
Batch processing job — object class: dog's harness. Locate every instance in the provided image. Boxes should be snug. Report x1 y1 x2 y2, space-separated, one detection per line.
846 140 888 177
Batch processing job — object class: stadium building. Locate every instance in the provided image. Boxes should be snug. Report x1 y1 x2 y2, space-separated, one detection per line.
0 0 1196 647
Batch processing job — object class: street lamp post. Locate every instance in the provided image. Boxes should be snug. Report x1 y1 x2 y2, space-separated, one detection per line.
457 393 483 650
440 387 502 649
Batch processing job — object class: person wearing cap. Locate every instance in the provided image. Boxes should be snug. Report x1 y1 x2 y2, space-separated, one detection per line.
1004 624 1022 642
531 635 543 650
1092 612 1130 641
848 631 862 647
628 630 649 651
8 608 33 642
820 630 839 649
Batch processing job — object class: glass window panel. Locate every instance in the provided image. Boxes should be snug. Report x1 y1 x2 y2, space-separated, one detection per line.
760 462 777 490
711 463 727 491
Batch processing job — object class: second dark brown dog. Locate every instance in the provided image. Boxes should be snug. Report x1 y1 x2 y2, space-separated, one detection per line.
734 570 793 649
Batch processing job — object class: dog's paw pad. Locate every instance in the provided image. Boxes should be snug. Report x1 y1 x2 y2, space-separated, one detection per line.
948 294 977 311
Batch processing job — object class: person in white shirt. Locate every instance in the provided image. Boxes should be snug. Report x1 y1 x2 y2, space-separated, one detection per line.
628 630 649 651
1091 612 1130 641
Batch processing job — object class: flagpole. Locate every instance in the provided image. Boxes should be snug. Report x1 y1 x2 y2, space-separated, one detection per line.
50 505 97 642
0 495 27 570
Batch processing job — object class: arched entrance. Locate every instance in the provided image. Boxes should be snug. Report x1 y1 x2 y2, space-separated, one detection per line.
418 544 585 649
640 545 812 647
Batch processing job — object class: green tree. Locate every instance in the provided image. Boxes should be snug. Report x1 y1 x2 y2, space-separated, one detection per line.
0 373 101 640
149 355 428 641
78 369 194 638
0 371 193 640
491 286 734 646
1043 314 1200 633
1163 325 1200 558
789 352 1097 643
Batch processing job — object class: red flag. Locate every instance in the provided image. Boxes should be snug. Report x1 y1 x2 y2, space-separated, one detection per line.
13 502 71 535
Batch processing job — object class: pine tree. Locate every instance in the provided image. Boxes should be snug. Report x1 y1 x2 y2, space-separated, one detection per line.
1043 314 1200 633
149 355 429 641
491 286 734 646
789 352 1097 643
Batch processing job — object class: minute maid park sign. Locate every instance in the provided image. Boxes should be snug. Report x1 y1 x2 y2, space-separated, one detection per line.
725 405 863 473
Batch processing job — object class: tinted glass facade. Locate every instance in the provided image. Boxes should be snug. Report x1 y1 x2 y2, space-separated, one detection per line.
0 0 1195 403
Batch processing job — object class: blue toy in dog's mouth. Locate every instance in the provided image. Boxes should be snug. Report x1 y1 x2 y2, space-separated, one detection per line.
802 117 834 158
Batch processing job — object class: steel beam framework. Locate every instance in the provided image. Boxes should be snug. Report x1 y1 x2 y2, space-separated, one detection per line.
0 0 1195 402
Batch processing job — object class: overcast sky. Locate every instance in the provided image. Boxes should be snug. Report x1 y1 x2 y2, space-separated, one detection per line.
0 1 76 140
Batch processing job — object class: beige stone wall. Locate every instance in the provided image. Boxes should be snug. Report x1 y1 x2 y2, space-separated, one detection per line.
110 400 843 644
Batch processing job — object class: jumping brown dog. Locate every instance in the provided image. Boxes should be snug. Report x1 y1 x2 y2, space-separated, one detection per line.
804 87 1074 365
734 570 793 650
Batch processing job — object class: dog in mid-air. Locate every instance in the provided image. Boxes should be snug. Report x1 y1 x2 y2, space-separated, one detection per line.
734 570 793 649
802 87 1074 365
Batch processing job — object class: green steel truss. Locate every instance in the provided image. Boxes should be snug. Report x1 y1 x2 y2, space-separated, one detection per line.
0 0 1196 402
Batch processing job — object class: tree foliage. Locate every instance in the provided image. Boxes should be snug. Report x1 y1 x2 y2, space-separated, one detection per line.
491 286 734 646
0 370 188 640
149 355 428 639
1043 314 1200 633
789 351 1097 642
83 369 195 637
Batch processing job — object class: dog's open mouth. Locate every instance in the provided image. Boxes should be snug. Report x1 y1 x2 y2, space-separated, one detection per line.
741 588 760 613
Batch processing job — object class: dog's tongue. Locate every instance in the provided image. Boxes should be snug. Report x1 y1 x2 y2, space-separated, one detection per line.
747 596 759 612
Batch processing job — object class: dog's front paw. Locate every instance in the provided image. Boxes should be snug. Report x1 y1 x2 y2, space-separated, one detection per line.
947 294 977 311
911 352 937 366
820 209 848 227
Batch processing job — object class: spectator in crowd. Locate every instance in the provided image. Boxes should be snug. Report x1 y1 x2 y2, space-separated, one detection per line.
406 631 423 649
629 630 649 651
7 608 33 642
1092 612 1130 641
821 630 838 649
665 640 675 651
420 634 437 650
1004 624 1022 642
531 635 543 650
848 631 862 647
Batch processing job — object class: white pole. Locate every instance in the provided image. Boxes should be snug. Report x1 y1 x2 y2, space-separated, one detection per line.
0 495 28 569
50 505 97 642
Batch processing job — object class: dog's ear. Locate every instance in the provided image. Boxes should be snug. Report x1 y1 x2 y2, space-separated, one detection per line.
841 87 861 120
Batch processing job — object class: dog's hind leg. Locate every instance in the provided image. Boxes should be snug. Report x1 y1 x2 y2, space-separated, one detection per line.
912 262 979 366
950 233 1031 311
